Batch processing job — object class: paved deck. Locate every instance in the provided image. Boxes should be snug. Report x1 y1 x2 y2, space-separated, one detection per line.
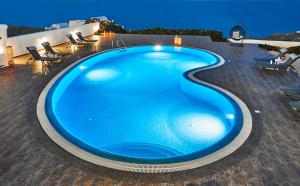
0 34 299 186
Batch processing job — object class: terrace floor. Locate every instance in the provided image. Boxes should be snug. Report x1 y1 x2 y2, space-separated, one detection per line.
0 34 299 186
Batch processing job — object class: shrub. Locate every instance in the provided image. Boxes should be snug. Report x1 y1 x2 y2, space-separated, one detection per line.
129 28 227 42
96 20 127 34
258 44 281 51
7 26 44 37
287 46 300 54
258 44 300 55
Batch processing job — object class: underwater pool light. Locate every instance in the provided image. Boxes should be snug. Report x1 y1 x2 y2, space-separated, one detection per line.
86 69 119 82
154 45 162 51
176 113 226 142
79 65 87 70
226 114 235 120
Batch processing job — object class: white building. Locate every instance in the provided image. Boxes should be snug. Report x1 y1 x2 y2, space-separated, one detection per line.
91 16 109 22
69 20 86 28
46 23 69 30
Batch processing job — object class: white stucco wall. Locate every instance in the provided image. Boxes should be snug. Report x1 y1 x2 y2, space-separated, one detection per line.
0 25 8 66
229 39 300 48
7 22 99 57
69 20 85 28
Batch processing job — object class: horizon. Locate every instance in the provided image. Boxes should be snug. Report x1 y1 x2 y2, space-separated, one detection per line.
1 0 300 37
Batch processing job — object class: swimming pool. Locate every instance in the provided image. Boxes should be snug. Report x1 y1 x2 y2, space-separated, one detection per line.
37 46 252 172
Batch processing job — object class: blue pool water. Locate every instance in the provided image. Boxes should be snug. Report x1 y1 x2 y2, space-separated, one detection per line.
46 46 243 164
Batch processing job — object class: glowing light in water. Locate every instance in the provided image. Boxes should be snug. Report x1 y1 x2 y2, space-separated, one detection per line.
79 65 87 70
176 113 226 142
154 45 162 51
174 46 182 52
226 114 234 120
145 52 171 59
86 69 119 82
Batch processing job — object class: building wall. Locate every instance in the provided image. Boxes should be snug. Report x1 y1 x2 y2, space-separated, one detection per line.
69 20 85 28
0 25 8 66
7 22 99 57
229 39 300 48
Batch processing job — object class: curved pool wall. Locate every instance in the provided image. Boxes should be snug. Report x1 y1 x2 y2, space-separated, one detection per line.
37 46 252 172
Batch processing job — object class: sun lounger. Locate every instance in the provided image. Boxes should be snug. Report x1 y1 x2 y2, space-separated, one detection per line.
254 48 288 61
26 46 60 67
256 54 299 71
76 32 97 43
26 46 61 74
279 86 300 95
289 101 300 111
66 34 93 48
42 42 70 57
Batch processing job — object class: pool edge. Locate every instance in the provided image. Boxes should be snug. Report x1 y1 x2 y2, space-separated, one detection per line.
36 46 252 173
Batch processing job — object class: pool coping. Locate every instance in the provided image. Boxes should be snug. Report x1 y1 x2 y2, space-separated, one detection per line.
37 46 252 173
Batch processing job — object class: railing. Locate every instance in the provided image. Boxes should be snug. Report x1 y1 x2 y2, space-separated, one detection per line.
112 38 127 51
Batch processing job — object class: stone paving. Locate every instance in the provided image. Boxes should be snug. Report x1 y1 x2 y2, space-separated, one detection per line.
0 34 299 186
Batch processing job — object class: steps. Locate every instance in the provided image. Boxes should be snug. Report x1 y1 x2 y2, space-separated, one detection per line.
103 142 184 159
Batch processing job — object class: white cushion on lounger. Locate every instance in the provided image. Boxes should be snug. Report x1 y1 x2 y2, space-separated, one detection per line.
289 53 299 60
280 48 288 54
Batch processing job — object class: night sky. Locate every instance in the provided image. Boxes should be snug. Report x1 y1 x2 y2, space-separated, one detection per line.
1 0 300 37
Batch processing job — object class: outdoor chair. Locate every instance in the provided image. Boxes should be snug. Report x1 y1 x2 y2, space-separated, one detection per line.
26 46 61 67
254 48 288 62
42 42 70 57
76 32 98 43
256 53 299 72
26 46 61 74
279 86 300 96
66 34 93 48
229 24 246 47
289 101 300 111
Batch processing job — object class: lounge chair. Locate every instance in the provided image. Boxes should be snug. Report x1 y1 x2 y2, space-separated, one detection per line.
254 48 288 62
289 101 300 111
229 24 246 47
256 54 299 71
279 86 300 95
66 34 93 48
76 32 97 43
42 42 70 57
26 46 61 67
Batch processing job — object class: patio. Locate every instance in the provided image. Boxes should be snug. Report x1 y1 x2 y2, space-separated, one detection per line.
0 34 299 185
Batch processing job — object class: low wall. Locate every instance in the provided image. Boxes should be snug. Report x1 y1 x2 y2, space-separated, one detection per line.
0 25 8 66
229 39 300 48
7 22 99 57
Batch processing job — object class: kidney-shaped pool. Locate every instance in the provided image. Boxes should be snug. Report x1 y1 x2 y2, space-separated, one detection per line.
37 46 252 172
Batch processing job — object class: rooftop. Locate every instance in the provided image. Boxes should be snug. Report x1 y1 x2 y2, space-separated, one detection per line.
0 34 299 185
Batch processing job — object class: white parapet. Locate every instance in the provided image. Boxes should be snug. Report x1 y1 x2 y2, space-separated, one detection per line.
229 38 300 48
69 20 86 28
0 24 8 67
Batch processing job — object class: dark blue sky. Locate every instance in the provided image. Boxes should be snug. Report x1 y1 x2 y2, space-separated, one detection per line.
1 0 300 37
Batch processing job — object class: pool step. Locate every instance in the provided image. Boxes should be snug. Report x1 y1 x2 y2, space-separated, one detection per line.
103 142 184 159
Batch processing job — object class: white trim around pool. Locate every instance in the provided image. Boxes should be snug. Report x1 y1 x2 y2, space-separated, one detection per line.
37 46 252 173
